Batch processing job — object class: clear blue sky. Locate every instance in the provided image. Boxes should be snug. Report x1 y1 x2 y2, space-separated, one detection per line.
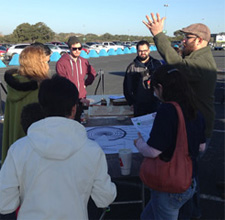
1 0 225 37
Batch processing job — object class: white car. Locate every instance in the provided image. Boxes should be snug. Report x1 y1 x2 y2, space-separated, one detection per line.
58 45 70 53
102 42 124 51
5 43 30 60
88 44 107 53
44 43 68 55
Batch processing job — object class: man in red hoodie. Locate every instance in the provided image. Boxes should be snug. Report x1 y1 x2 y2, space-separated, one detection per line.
56 36 96 121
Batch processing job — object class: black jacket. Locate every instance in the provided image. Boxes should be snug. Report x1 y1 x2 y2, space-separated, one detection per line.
123 56 162 115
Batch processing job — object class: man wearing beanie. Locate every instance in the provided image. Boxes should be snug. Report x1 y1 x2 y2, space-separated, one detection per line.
56 36 96 122
143 13 217 219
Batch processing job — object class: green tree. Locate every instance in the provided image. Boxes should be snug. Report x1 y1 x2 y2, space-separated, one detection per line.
31 22 55 43
100 33 114 41
12 22 55 43
12 23 33 43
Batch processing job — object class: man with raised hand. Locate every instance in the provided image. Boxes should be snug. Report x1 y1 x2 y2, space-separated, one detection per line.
143 12 217 219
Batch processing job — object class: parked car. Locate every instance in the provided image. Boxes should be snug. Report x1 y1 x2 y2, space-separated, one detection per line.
0 43 12 49
58 45 70 53
0 46 6 61
50 41 67 46
123 43 132 48
0 50 6 61
214 44 225 50
5 43 30 60
85 42 99 47
88 44 107 53
82 44 91 54
113 41 124 46
0 46 7 51
102 42 124 51
44 43 68 55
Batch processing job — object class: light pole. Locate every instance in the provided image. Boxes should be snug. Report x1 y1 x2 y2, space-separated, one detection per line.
163 4 169 34
82 24 86 43
128 29 130 41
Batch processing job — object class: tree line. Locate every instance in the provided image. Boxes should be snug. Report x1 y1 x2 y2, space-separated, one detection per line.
0 22 186 44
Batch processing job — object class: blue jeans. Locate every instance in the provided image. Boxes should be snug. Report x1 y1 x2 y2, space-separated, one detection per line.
141 179 196 220
179 138 211 220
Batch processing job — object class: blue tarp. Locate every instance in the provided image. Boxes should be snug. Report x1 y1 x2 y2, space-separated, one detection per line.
116 48 124 55
130 47 137 53
99 49 109 57
80 50 89 59
50 52 61 62
88 49 99 58
9 54 20 66
108 48 117 56
0 60 6 68
123 47 131 54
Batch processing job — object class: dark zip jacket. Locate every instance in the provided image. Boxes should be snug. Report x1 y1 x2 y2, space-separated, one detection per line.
123 56 162 116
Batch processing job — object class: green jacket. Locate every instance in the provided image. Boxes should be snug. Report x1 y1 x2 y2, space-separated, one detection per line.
2 69 39 163
154 33 217 138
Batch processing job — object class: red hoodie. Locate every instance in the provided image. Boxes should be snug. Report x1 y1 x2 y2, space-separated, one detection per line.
56 53 96 98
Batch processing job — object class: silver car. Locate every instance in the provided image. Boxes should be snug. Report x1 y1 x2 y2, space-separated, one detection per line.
5 43 30 60
44 43 68 55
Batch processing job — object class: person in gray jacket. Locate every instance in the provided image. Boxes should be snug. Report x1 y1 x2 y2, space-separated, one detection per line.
143 12 217 219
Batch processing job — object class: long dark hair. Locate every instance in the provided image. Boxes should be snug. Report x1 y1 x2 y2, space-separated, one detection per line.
151 65 197 120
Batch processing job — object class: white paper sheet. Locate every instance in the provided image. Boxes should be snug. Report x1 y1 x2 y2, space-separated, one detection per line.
86 125 141 154
131 112 157 137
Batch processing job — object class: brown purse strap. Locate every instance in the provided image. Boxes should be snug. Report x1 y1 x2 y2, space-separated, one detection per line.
166 101 189 155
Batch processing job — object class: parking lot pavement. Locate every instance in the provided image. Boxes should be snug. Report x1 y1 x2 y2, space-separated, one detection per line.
0 51 224 219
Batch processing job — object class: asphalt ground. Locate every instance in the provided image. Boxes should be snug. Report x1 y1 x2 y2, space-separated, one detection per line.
0 50 224 219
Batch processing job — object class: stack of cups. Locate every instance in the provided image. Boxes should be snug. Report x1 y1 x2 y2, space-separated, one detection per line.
118 148 132 175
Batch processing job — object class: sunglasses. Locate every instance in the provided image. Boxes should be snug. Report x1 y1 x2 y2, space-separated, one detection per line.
184 35 198 40
71 47 82 51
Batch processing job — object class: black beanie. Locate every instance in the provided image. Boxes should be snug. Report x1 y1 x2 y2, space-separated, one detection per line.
67 36 81 48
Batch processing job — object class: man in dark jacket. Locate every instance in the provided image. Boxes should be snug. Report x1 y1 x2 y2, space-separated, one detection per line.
123 40 162 116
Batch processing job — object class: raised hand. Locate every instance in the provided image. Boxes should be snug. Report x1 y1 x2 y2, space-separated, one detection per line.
142 12 166 36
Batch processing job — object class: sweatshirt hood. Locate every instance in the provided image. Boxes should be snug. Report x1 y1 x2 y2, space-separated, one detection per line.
27 117 87 160
4 69 38 102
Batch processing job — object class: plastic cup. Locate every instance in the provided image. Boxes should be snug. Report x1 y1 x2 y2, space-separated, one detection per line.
118 148 132 175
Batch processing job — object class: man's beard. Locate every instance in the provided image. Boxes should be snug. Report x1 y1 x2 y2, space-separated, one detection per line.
182 48 192 57
138 55 148 61
182 43 195 57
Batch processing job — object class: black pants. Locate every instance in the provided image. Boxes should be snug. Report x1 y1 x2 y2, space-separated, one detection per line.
0 212 17 220
74 102 83 123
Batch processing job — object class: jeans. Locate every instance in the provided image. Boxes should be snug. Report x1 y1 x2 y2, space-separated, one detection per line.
141 179 196 220
179 138 211 220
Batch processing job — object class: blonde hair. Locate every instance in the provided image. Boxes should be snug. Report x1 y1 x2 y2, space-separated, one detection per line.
19 46 50 81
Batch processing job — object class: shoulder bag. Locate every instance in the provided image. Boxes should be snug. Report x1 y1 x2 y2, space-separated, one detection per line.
139 101 193 193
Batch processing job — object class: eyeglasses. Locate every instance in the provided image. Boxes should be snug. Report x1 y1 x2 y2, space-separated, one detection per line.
138 49 149 53
184 35 198 40
72 47 82 51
